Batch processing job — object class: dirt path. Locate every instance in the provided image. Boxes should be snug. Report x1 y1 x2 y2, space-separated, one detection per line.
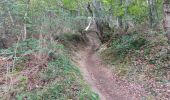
73 32 147 100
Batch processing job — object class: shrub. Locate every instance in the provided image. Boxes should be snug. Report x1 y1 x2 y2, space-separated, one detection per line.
111 31 147 58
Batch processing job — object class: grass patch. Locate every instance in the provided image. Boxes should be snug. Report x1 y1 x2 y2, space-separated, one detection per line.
0 38 99 100
16 55 99 100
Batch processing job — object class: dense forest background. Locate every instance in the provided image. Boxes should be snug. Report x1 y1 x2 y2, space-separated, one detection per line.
0 0 169 100
0 0 165 43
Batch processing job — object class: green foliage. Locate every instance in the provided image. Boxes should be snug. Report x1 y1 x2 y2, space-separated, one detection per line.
0 0 166 99
0 36 98 99
16 51 99 100
111 32 147 58
58 33 84 42
56 33 86 49
128 4 147 23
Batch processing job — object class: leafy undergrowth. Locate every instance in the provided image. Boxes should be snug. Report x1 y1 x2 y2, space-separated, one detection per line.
0 37 98 100
100 30 170 99
56 32 87 50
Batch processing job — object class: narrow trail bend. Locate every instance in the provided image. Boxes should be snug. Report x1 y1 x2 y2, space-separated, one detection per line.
73 32 147 100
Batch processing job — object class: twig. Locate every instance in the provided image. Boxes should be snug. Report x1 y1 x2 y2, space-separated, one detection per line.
10 36 20 89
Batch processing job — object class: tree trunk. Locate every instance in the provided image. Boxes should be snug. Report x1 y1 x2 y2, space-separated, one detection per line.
23 0 30 41
163 0 170 43
118 0 123 28
87 0 114 41
148 0 153 27
148 0 157 28
86 0 103 41
124 0 129 32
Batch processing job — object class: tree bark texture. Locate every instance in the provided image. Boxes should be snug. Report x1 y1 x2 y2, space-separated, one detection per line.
163 0 170 43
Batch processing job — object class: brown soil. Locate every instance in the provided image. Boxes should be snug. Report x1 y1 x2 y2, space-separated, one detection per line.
73 32 148 100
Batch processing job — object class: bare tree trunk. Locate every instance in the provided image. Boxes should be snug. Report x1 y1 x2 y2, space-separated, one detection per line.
108 0 114 29
118 0 123 28
92 0 104 41
77 1 81 16
3 0 14 26
23 0 30 41
163 0 170 43
148 0 153 28
124 0 129 32
23 23 27 41
7 8 14 26
148 0 158 28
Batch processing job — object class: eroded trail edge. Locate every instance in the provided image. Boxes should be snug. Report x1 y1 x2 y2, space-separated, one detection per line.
73 32 148 100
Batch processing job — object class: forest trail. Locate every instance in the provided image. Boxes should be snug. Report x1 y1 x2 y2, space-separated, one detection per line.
73 32 147 100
